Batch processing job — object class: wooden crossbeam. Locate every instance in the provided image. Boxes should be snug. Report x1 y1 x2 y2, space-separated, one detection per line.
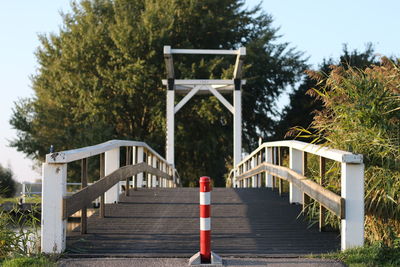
63 162 172 219
236 162 344 219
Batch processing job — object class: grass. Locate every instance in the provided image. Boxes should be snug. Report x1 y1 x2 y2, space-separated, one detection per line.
1 255 55 267
315 244 400 267
0 197 41 205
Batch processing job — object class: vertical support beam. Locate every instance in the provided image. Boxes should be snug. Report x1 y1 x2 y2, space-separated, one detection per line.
319 157 327 231
41 163 67 253
125 147 132 196
136 147 144 188
233 82 242 188
166 82 175 170
81 158 88 234
99 153 105 218
289 148 303 204
272 147 276 190
152 156 157 187
265 147 273 188
105 148 120 203
341 162 364 250
302 152 310 212
278 147 283 196
132 146 137 190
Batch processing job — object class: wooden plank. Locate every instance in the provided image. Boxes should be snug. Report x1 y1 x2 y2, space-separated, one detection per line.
81 158 88 234
64 162 173 219
236 162 344 218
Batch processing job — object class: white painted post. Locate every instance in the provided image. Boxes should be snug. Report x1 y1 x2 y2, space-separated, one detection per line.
341 162 364 250
233 89 242 188
132 146 137 188
41 163 67 253
105 148 120 203
136 147 144 187
166 89 175 167
152 156 157 187
251 157 255 188
289 148 303 204
265 147 273 188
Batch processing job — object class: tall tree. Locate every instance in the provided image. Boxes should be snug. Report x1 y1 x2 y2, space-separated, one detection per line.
0 165 16 198
274 44 379 140
10 0 306 186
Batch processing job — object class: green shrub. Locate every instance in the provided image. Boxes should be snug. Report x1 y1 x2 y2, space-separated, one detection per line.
295 58 400 245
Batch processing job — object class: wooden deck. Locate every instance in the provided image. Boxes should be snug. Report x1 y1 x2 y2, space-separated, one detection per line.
66 188 340 257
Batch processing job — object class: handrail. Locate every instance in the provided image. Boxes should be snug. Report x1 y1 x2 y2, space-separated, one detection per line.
45 140 168 164
63 162 172 219
238 140 363 166
237 162 344 218
232 140 365 251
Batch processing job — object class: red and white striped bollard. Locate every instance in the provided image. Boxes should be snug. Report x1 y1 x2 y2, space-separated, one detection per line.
200 176 211 263
189 176 222 265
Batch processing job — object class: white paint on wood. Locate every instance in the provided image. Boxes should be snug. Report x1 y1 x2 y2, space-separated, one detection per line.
41 163 67 253
233 89 242 186
167 90 175 166
289 148 303 204
265 147 273 188
105 148 120 203
237 140 363 167
171 48 240 55
341 162 364 250
162 79 247 86
136 146 144 187
174 86 200 114
208 86 234 114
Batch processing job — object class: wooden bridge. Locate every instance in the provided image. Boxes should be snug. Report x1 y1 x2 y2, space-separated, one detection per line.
40 47 364 258
41 139 364 256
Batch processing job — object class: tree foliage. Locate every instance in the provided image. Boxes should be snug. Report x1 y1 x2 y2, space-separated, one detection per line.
274 44 379 140
0 165 16 198
299 58 400 245
10 0 306 186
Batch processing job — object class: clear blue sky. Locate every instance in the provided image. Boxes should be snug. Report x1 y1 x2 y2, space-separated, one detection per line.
0 0 399 183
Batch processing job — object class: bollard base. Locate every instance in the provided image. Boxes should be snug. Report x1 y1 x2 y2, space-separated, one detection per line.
189 251 223 266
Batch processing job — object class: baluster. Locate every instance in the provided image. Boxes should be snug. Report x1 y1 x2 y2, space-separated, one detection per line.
302 152 310 213
125 146 131 196
81 158 88 234
99 153 105 218
319 156 326 232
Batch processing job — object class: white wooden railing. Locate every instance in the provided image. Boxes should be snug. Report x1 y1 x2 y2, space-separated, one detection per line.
41 140 179 253
231 140 364 251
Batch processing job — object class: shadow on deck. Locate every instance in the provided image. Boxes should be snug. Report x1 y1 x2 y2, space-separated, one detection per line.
66 188 339 257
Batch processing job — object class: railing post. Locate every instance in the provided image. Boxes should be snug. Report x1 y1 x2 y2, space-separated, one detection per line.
100 153 105 218
289 148 303 204
41 163 67 253
265 147 273 188
251 157 255 188
81 158 88 234
152 156 157 187
132 146 137 189
137 146 144 188
319 157 327 231
105 148 120 203
341 162 364 250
